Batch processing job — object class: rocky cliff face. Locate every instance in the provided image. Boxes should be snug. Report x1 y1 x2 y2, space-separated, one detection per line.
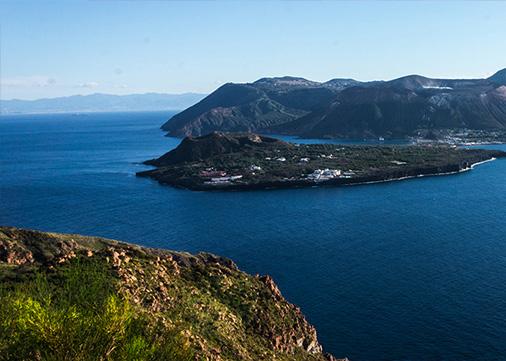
162 70 506 139
0 226 343 361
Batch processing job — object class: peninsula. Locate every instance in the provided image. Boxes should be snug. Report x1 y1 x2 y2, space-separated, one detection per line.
137 132 505 191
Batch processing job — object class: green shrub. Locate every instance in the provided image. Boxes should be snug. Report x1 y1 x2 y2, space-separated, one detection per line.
0 259 193 361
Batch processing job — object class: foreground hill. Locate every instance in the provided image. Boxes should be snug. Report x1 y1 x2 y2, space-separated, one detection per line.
0 93 206 115
162 70 506 141
0 226 342 361
138 132 505 191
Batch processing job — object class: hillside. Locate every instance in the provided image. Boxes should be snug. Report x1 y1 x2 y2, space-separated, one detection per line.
161 77 341 137
145 132 290 167
277 74 506 139
162 70 506 140
489 68 506 84
0 226 343 361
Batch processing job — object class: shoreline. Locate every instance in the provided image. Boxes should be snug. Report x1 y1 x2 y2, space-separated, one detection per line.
169 131 506 147
262 131 506 146
345 157 497 188
141 156 499 192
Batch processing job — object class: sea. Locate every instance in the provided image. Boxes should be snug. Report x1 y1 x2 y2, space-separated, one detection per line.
1 111 506 361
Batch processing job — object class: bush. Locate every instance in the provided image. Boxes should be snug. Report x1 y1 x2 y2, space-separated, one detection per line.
0 259 193 361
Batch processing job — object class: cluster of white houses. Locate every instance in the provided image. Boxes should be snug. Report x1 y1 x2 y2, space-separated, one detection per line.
200 158 357 185
307 169 341 181
204 174 243 185
306 169 356 181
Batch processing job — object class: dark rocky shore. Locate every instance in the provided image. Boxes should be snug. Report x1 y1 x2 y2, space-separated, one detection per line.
137 132 506 191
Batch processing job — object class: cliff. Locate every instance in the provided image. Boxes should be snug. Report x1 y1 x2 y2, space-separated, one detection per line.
0 226 343 361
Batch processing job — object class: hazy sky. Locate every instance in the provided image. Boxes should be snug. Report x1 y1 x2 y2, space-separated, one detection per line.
1 0 506 100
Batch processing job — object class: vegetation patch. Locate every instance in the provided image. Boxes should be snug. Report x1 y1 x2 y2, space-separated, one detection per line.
0 227 341 361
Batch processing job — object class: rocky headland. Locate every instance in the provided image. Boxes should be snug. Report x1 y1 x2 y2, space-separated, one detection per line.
0 226 345 361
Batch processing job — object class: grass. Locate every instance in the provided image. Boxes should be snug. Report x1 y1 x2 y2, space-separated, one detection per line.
0 227 334 361
0 258 193 361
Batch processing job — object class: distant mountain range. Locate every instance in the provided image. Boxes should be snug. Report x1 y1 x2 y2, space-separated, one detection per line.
161 69 506 139
0 92 207 115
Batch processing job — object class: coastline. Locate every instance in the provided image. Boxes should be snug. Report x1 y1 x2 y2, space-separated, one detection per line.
346 157 497 188
140 156 499 192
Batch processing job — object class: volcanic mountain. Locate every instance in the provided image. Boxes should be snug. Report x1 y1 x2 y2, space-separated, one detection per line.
161 69 506 139
161 77 347 137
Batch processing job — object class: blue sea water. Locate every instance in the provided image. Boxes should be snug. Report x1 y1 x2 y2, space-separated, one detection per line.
1 111 506 361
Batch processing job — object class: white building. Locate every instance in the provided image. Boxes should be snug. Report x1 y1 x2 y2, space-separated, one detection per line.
209 175 243 183
307 168 341 181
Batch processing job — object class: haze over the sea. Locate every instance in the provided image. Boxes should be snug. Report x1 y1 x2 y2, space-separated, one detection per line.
1 1 505 100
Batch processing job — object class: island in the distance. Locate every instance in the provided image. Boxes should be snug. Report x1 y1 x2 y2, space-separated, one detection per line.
137 132 505 191
160 69 506 143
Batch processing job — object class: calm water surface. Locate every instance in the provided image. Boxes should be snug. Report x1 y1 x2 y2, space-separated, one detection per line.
1 111 506 361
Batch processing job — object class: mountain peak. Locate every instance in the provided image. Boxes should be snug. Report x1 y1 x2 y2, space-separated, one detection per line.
488 68 506 84
253 76 320 89
386 74 442 90
146 132 289 167
323 78 361 90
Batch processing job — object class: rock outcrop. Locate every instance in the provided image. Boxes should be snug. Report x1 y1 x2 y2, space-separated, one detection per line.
0 226 344 361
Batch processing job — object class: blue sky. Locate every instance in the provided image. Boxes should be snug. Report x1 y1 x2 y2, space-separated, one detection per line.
1 0 506 100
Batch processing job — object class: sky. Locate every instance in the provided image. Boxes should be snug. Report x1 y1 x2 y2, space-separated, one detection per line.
1 0 506 100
